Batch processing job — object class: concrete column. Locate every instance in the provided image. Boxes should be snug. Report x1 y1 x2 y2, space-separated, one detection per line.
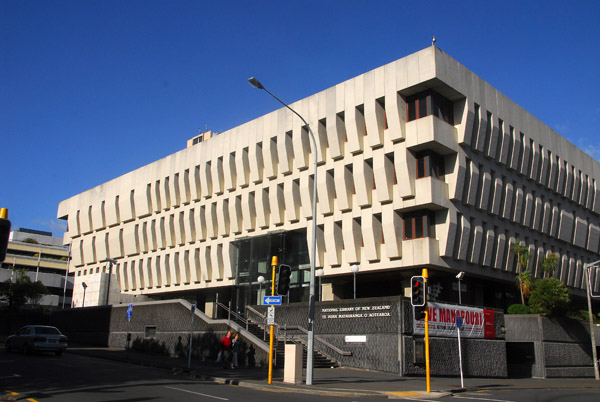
284 343 303 384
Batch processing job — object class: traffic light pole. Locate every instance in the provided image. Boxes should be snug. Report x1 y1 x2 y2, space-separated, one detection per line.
268 256 277 385
423 268 431 393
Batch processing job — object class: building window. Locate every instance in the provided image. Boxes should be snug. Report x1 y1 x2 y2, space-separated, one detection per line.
416 151 445 179
406 90 454 125
403 210 435 240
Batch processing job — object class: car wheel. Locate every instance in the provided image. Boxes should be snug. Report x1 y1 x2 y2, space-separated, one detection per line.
5 341 11 353
23 343 30 355
55 350 63 356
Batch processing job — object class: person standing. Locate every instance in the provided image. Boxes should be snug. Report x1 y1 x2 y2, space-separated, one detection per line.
231 333 240 369
217 330 232 368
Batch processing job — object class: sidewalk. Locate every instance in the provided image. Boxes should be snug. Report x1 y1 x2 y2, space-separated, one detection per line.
67 345 600 399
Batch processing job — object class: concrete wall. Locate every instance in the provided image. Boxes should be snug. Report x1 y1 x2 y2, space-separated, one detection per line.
51 300 270 367
504 315 595 378
255 296 507 377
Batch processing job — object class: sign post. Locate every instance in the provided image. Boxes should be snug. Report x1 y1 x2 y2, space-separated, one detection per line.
423 268 431 393
268 256 278 385
456 316 465 389
126 304 133 350
188 304 196 369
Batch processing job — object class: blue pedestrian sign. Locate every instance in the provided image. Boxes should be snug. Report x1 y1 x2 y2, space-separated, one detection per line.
127 304 133 321
263 296 282 305
456 317 463 328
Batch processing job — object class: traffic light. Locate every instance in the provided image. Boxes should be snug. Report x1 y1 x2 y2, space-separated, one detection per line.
277 264 292 295
0 208 11 263
414 306 426 320
410 276 426 306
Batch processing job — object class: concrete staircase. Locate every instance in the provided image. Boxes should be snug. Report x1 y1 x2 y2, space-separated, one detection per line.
245 321 338 369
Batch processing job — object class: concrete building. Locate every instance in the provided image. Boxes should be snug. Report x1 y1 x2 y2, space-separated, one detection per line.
1 228 73 307
57 46 600 313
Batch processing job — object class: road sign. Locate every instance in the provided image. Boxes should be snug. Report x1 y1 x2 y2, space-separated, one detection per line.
191 304 196 313
263 296 282 305
127 304 133 321
267 306 275 325
456 316 463 328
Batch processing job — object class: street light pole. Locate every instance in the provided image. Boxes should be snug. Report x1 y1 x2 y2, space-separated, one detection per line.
351 264 359 299
456 272 465 305
258 275 265 304
584 260 600 380
316 269 324 302
102 258 117 306
82 282 87 308
248 77 319 385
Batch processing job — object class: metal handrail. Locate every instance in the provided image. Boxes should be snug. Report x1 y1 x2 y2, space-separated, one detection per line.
282 325 352 357
246 305 266 321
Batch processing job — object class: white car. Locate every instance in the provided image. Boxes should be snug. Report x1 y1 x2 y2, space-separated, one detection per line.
5 325 68 356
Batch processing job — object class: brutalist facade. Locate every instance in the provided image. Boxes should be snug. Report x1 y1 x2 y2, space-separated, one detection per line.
57 45 600 315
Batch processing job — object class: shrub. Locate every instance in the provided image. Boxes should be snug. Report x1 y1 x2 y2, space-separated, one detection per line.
507 304 531 314
528 278 570 317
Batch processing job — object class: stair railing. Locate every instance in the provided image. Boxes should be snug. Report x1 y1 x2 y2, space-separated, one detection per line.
215 300 249 328
280 325 352 358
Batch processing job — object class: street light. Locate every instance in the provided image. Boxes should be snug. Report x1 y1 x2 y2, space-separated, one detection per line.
584 260 600 380
102 258 117 306
456 272 465 305
82 281 87 308
258 275 265 304
350 264 360 299
315 269 324 302
248 77 319 385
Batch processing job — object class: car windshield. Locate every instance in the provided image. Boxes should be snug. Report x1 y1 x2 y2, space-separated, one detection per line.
35 327 61 335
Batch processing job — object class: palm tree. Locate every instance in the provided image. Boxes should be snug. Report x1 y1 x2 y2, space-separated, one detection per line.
516 270 533 305
512 239 532 304
541 253 558 278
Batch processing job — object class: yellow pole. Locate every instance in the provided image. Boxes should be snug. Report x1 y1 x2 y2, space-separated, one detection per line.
422 268 430 393
268 256 278 384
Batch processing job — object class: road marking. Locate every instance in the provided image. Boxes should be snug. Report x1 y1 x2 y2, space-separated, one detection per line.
452 396 515 402
164 386 229 400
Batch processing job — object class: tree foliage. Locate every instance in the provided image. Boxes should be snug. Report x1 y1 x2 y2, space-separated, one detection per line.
0 269 49 311
541 253 558 278
528 277 570 317
512 240 532 304
507 304 532 314
516 270 533 305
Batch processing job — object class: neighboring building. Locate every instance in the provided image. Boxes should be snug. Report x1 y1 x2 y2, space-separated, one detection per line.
1 228 73 308
57 46 600 314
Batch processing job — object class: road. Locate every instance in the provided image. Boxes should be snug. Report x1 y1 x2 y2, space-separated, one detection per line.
0 350 384 401
2 349 599 401
434 389 599 402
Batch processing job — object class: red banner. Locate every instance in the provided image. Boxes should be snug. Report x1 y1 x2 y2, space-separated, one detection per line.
413 302 496 339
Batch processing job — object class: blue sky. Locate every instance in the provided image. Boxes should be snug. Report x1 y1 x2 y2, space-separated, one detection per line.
1 0 599 237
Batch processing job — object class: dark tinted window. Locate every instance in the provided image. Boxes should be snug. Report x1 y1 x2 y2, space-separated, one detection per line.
406 90 453 125
35 327 61 335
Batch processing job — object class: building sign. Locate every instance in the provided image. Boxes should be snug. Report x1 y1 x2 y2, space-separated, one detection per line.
321 304 392 319
413 302 495 339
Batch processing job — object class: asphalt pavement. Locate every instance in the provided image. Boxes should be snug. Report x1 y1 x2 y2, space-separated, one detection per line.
65 344 600 399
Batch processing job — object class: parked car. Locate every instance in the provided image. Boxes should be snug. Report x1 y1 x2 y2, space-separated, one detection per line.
5 325 68 356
